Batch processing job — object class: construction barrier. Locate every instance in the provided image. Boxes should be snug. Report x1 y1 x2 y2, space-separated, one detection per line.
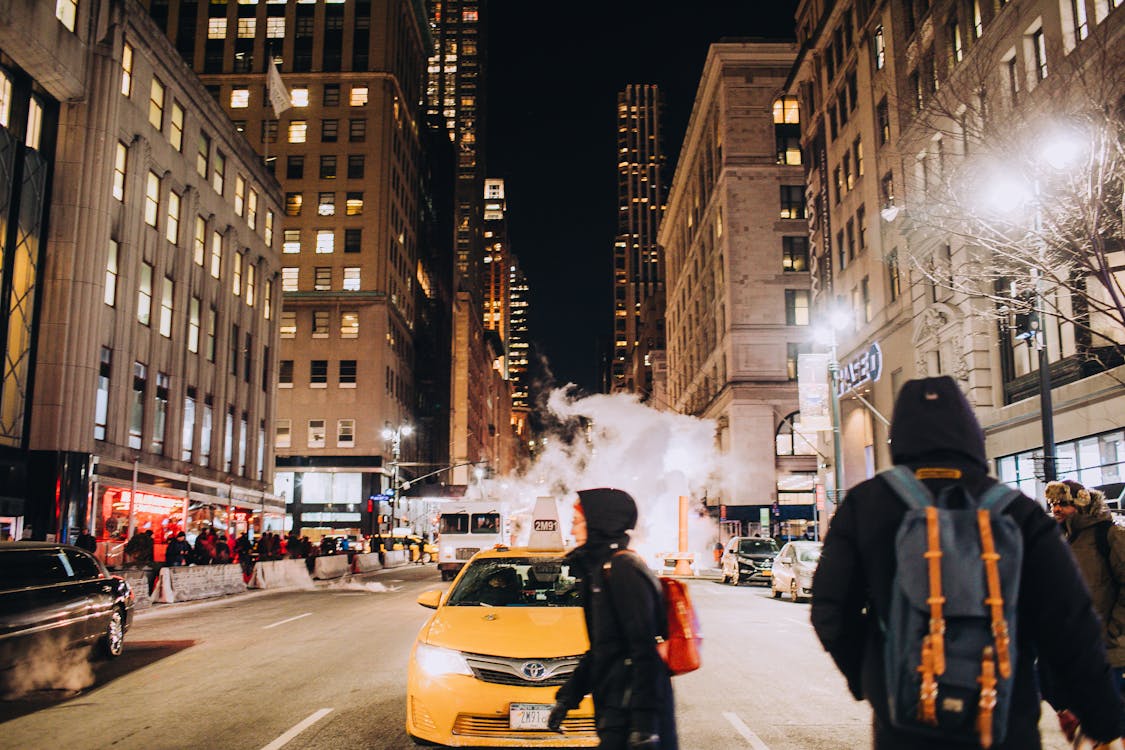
352 552 383 573
382 550 408 568
248 558 315 590
121 570 153 610
153 564 246 603
312 555 350 580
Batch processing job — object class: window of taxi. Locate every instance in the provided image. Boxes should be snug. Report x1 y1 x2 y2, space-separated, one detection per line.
446 558 584 607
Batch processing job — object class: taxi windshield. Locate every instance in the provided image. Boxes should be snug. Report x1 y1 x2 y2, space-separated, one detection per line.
446 557 584 608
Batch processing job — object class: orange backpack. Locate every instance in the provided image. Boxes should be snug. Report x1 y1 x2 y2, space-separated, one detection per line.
605 551 702 676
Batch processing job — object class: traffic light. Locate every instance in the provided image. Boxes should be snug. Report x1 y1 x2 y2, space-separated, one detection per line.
367 498 374 513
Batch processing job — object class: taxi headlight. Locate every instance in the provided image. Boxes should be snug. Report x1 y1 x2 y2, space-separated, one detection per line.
415 643 473 677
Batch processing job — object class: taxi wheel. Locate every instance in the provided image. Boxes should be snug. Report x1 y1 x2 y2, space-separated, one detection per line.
720 571 730 584
772 581 782 599
789 579 800 602
421 552 432 564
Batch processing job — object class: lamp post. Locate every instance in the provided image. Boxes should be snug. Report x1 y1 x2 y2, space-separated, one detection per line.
382 423 413 532
814 307 852 528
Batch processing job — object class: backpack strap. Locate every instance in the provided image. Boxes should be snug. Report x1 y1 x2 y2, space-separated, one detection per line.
977 482 1021 513
977 509 1012 679
879 465 935 510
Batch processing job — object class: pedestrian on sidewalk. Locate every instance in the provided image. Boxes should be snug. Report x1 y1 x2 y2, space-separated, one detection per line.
166 531 192 566
811 376 1121 749
547 488 676 750
75 527 97 554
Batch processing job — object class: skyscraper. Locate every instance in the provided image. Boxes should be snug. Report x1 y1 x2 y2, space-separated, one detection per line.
613 84 667 395
142 0 432 536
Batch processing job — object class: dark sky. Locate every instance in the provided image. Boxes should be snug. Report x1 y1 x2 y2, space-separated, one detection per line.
485 2 799 394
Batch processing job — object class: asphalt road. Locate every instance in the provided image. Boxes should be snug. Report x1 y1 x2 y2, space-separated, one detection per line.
0 565 1072 749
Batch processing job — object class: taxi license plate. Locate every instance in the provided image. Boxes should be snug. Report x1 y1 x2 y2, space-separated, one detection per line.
762 570 772 576
510 703 553 730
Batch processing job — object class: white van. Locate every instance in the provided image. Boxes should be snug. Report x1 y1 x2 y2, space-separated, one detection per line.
436 501 506 580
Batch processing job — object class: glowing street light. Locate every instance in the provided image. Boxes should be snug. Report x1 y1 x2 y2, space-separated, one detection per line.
382 423 414 531
813 304 853 526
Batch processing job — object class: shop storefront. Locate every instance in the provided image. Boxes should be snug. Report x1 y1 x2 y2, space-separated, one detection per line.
997 427 1125 505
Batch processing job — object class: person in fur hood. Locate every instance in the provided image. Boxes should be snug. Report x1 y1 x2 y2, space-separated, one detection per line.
1044 479 1125 737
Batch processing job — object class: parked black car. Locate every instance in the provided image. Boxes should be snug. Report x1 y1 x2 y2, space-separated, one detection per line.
0 542 134 669
720 536 780 585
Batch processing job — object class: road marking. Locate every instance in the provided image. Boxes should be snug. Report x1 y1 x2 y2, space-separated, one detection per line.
723 712 771 750
262 612 312 630
259 708 333 750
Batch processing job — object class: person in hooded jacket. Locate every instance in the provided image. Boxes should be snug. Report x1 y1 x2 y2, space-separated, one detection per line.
546 488 677 750
811 376 1120 749
1042 479 1125 738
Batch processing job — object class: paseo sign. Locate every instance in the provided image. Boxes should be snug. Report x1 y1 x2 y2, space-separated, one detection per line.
836 342 883 396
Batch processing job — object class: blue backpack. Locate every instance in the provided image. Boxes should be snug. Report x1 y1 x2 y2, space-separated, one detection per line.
880 466 1023 749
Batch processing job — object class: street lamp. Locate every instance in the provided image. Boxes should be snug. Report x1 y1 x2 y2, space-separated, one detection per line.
813 306 853 523
979 126 1089 484
382 423 413 531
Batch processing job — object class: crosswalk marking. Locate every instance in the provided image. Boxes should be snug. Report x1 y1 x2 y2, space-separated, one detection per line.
723 711 772 750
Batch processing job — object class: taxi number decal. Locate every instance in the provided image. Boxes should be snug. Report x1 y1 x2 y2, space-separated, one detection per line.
533 519 558 532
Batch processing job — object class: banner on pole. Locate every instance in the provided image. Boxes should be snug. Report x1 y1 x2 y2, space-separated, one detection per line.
797 352 831 431
267 60 291 118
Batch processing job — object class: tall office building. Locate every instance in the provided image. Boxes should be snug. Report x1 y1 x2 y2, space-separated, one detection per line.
789 0 1125 505
143 0 432 535
612 84 667 395
508 256 532 456
482 177 510 371
0 0 283 549
660 43 808 534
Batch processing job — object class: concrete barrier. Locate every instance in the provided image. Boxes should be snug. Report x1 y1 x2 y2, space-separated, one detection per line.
153 564 246 603
248 558 315 589
352 552 383 573
312 554 350 580
121 570 153 610
382 550 408 568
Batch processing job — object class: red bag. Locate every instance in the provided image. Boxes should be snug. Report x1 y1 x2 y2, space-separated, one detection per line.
655 576 702 675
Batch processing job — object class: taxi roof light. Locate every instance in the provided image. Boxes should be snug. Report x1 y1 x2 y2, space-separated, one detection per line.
526 496 565 552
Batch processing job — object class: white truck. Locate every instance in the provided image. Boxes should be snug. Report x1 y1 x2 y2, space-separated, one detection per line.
435 500 506 580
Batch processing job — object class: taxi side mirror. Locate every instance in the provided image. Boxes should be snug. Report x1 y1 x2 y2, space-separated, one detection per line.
417 589 442 609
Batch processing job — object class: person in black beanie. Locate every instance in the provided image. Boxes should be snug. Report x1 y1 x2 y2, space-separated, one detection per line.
547 488 677 750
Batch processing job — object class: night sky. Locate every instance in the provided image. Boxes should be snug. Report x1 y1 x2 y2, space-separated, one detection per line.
485 2 800 395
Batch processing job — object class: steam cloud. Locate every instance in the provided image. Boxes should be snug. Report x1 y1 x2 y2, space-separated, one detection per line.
0 635 95 699
478 387 729 570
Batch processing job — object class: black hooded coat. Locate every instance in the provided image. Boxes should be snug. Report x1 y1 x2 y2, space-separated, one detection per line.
555 488 678 749
810 376 1121 748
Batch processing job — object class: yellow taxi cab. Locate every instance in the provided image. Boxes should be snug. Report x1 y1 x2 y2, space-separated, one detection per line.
406 498 597 747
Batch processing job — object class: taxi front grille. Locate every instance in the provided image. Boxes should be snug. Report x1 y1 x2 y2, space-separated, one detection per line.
464 653 581 688
452 714 596 737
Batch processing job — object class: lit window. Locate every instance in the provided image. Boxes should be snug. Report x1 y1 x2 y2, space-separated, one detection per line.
345 193 363 215
340 313 359 338
289 120 307 143
94 348 111 440
197 133 210 178
188 297 200 352
282 267 299 291
772 96 800 124
318 192 335 216
316 229 334 253
137 263 153 325
149 78 165 130
313 313 329 337
873 26 886 69
121 43 133 96
785 290 810 326
105 239 119 306
264 279 273 319
210 230 222 278
337 419 355 447
308 420 326 448
276 420 292 448
342 267 360 290
238 17 256 38
0 71 12 127
159 277 174 337
232 251 243 296
112 142 127 201
25 98 42 149
208 18 227 39
291 87 310 107
280 310 296 338
144 171 160 227
246 264 256 307
314 268 332 291
231 88 250 108
235 175 246 216
283 229 301 254
247 189 258 230
267 17 285 38
350 86 368 106
1032 29 1048 79
265 210 274 246
194 216 206 266
285 192 303 216
212 151 225 195
170 101 184 150
462 9 478 21
55 0 77 31
166 190 181 244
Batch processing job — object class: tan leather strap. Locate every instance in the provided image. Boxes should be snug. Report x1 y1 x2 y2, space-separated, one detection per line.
977 510 1012 678
978 646 997 749
917 634 938 725
923 506 946 675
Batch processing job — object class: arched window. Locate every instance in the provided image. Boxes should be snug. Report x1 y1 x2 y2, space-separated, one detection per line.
776 411 817 456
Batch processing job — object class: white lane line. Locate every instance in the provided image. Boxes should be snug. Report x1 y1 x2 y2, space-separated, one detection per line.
259 708 333 750
723 711 771 750
262 612 312 630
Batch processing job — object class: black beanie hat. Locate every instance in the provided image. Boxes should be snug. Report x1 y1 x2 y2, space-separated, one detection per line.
576 488 638 545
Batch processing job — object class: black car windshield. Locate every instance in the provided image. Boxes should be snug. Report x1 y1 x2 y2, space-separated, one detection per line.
738 539 778 555
446 557 584 608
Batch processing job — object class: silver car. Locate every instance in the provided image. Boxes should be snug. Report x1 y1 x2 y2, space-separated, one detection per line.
770 540 822 602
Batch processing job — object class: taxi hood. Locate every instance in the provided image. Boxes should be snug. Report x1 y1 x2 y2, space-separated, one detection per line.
421 605 589 658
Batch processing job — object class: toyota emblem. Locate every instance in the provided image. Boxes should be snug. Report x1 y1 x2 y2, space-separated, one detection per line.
521 661 547 680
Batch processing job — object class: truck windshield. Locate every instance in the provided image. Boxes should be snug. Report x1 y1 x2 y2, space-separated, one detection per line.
471 513 500 533
439 513 469 534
